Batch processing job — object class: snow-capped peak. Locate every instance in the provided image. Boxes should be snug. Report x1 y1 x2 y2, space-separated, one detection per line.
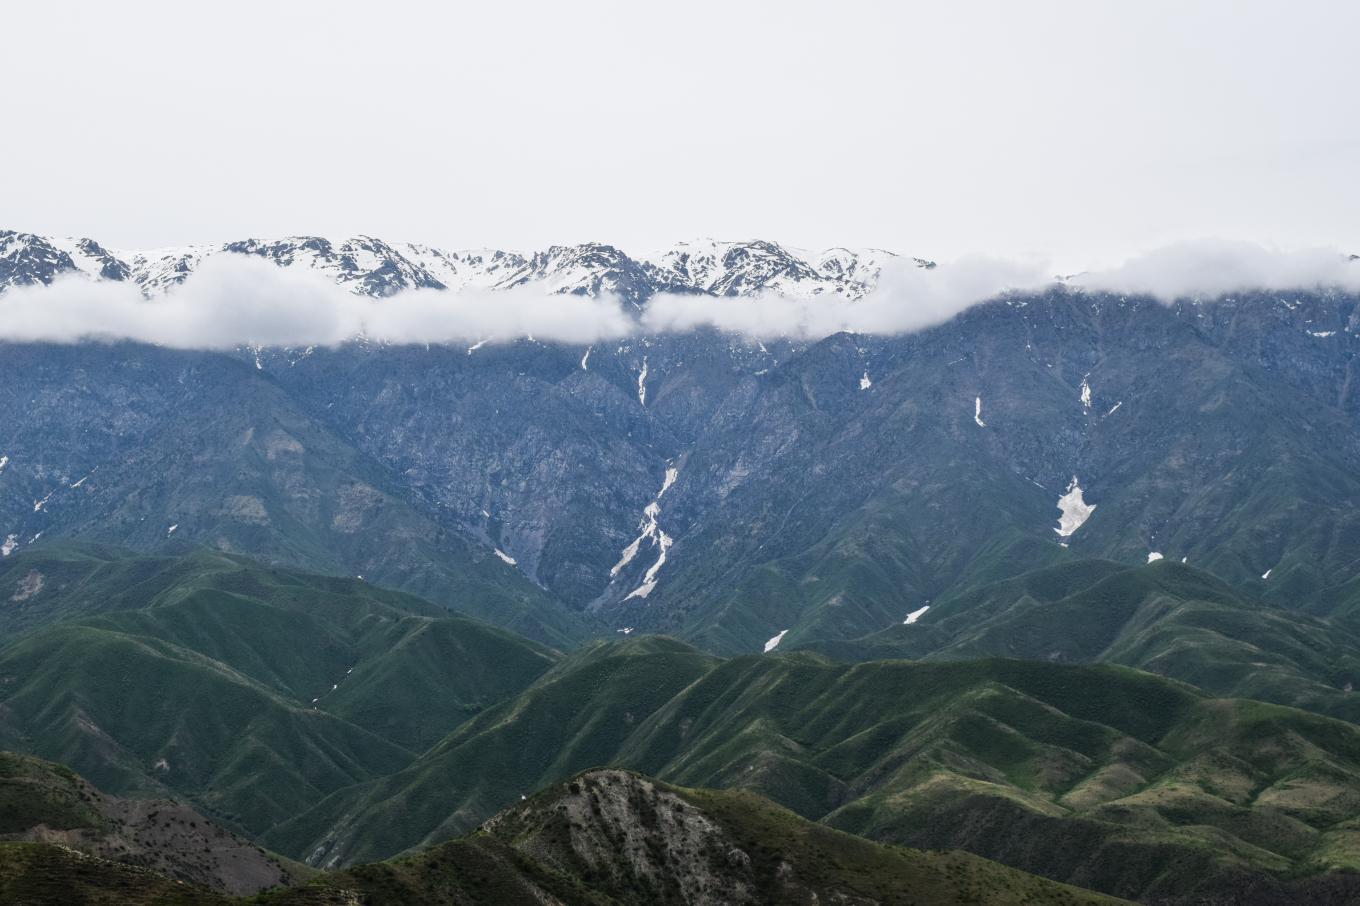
0 229 932 305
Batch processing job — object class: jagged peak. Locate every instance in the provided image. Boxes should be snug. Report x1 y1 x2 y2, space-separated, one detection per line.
0 229 921 303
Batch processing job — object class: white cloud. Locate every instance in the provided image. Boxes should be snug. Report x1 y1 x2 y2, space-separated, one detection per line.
1072 240 1360 300
640 255 1051 339
0 241 1355 348
0 255 635 348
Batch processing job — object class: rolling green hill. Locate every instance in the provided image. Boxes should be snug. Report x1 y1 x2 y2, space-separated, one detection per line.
799 558 1360 725
7 547 1360 902
264 769 1126 906
267 645 1360 903
262 636 719 866
0 547 561 838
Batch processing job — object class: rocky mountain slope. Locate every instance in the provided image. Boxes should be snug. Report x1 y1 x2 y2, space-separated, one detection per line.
1 267 1357 655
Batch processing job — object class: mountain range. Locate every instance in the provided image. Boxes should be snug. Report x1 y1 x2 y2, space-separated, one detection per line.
2 228 1360 903
0 229 933 302
1 229 1358 656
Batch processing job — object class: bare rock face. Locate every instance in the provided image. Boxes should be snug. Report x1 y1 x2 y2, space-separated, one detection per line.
488 770 756 905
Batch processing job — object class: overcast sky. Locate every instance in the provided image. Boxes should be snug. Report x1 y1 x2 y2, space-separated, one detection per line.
6 0 1358 267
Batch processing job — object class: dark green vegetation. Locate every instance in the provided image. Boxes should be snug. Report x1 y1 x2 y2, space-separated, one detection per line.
265 641 1360 904
0 765 1124 906
0 545 559 838
800 558 1360 724
263 770 1124 905
262 636 720 865
7 547 1360 902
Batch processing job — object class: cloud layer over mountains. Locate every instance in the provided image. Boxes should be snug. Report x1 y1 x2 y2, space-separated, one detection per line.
0 241 1356 348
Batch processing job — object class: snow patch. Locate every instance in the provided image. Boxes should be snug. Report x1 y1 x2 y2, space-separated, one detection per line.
466 338 488 354
763 629 789 653
580 346 591 370
616 627 634 635
904 605 930 625
1308 330 1336 338
637 356 649 406
1106 401 1123 416
1080 375 1092 411
1147 551 1163 563
611 535 644 577
626 530 672 600
859 371 872 390
494 548 517 566
33 491 53 513
167 524 178 535
1 534 16 557
0 455 8 474
1261 568 1272 580
1054 476 1096 538
658 466 678 498
614 467 681 599
974 396 986 427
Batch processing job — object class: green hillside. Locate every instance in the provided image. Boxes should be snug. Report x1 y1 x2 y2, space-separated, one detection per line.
265 770 1125 905
267 646 1360 902
262 636 719 865
0 548 560 837
803 558 1360 724
8 548 1360 902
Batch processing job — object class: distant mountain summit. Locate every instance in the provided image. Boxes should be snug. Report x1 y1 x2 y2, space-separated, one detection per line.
0 229 933 302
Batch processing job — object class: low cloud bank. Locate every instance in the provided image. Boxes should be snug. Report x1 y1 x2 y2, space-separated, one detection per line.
641 255 1051 339
0 240 1355 348
1072 240 1360 300
0 256 635 348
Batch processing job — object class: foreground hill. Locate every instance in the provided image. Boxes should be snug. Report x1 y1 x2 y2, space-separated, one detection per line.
0 751 302 895
0 763 1123 905
265 770 1123 906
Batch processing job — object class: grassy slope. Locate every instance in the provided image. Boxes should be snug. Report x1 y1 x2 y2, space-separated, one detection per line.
0 768 1126 906
266 769 1124 906
802 559 1360 724
262 636 719 865
0 548 560 838
276 649 1360 902
0 843 222 906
